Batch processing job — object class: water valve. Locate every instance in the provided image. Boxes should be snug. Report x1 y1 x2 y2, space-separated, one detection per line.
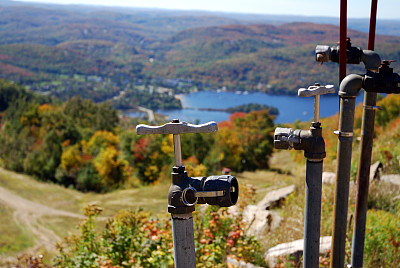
136 120 239 214
316 38 381 70
298 83 335 123
274 127 300 150
363 60 400 93
181 175 239 207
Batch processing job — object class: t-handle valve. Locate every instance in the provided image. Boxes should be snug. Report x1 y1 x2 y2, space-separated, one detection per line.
136 119 218 167
136 119 237 213
298 83 335 123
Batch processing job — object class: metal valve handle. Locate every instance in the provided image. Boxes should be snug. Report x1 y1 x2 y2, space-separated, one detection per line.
298 84 335 123
136 120 218 135
298 84 335 97
136 120 218 167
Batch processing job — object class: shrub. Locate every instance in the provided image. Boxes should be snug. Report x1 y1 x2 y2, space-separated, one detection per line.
363 210 400 267
54 203 264 267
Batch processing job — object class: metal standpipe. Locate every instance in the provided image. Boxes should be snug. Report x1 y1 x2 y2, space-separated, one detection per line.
350 92 376 268
315 6 400 265
136 120 239 268
351 1 378 267
304 159 323 268
321 60 400 268
171 131 196 267
331 74 361 268
172 213 196 268
275 84 333 268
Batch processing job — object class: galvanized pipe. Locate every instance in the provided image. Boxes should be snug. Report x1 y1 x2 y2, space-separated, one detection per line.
172 213 196 268
339 0 347 84
304 159 323 268
314 95 320 123
330 74 362 268
351 1 378 267
173 134 183 167
351 93 377 268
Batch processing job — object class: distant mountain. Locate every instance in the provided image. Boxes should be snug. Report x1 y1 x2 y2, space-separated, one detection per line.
0 2 400 100
146 23 400 93
2 0 400 37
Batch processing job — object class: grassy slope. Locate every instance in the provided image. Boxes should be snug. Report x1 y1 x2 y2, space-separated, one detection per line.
0 150 301 260
0 167 171 263
0 203 34 254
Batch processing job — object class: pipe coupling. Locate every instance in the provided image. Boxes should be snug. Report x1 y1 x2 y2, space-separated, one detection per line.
168 167 239 214
274 126 326 160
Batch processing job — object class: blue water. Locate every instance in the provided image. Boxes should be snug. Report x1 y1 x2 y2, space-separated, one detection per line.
156 91 365 124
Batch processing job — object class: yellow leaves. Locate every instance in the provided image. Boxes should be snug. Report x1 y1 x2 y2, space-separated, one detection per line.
38 104 53 112
87 130 119 152
152 151 159 160
20 115 39 126
161 134 174 155
184 156 206 177
94 146 119 178
185 163 207 177
144 165 159 181
60 145 82 171
217 127 244 157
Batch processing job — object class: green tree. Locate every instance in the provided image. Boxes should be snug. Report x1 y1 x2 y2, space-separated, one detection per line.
24 129 62 181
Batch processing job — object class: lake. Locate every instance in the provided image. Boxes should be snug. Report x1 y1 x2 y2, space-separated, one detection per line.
156 90 365 124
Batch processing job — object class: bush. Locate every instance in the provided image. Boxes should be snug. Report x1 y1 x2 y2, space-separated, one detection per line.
364 210 400 267
54 203 264 267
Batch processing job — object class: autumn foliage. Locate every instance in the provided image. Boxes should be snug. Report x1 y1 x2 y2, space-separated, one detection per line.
0 80 275 192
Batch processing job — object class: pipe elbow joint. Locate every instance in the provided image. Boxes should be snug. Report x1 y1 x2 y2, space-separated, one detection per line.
294 128 326 161
274 127 325 160
361 50 381 71
339 74 363 97
168 167 197 214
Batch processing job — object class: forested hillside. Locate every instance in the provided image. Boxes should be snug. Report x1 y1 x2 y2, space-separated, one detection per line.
1 2 400 109
147 23 400 93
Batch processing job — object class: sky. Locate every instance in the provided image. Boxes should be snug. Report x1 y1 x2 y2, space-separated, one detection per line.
14 0 400 19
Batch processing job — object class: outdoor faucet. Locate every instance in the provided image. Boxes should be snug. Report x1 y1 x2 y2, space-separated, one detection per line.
136 119 239 268
364 60 400 93
274 83 334 268
316 38 381 71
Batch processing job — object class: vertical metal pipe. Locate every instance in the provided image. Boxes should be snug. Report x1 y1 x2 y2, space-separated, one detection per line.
351 94 377 268
304 160 323 268
314 95 320 123
339 0 347 84
331 96 356 268
172 213 196 268
331 1 349 266
173 134 183 167
351 1 378 267
367 0 378 51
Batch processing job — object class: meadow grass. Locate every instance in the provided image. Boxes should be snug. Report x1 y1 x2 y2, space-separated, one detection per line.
0 150 368 265
0 204 34 254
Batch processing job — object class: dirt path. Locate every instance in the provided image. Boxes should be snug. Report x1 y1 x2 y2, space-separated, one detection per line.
0 186 85 256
